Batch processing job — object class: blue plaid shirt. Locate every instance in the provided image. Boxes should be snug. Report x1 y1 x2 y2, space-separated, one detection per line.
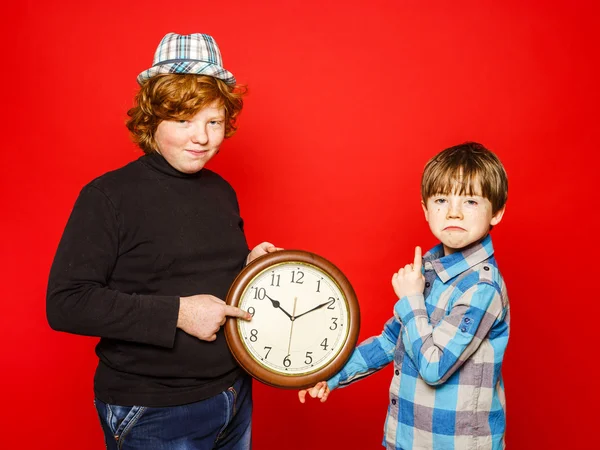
329 235 509 450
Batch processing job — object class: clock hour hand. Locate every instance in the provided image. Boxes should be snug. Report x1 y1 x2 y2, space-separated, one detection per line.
264 294 294 321
294 298 336 320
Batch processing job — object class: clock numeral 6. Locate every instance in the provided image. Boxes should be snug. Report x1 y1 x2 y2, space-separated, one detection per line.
249 329 258 342
283 355 291 367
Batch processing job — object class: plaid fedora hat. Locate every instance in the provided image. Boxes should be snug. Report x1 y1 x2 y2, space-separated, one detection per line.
137 32 236 86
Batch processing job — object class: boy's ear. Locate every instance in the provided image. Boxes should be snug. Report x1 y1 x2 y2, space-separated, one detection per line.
421 201 429 222
490 206 506 227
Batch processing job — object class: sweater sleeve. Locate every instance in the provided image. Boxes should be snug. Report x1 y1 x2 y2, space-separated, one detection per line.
327 316 399 390
46 185 180 348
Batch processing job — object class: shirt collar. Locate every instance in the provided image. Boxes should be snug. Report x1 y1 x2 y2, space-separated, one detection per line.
423 234 495 283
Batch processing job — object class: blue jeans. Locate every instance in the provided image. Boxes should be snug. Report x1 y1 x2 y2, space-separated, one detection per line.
94 376 252 450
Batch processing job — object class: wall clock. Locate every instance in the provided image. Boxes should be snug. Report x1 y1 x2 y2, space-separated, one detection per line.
225 250 360 389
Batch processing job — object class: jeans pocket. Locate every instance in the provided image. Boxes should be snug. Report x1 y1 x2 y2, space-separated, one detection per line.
227 385 238 416
96 399 147 444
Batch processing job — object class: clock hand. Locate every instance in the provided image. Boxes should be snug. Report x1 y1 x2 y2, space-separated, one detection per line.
264 294 294 321
294 298 336 320
287 297 298 356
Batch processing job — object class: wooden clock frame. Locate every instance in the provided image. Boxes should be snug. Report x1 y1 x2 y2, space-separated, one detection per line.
225 250 360 389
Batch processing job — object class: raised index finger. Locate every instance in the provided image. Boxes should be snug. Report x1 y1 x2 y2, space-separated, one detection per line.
224 305 252 320
413 246 422 272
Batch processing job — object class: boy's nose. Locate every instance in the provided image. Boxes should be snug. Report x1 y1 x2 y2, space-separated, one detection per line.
191 125 209 144
446 202 464 219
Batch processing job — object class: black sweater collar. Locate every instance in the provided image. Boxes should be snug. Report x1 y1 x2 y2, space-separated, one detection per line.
140 152 204 179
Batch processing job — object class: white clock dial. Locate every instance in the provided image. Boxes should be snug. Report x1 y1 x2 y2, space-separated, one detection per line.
236 262 350 375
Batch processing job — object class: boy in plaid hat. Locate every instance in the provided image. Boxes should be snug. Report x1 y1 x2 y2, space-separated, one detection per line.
47 32 280 449
300 142 510 450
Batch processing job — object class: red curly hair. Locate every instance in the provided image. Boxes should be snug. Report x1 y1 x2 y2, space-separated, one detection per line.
126 74 246 154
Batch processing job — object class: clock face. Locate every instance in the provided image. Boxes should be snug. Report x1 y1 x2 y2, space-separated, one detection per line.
237 262 349 375
225 250 360 389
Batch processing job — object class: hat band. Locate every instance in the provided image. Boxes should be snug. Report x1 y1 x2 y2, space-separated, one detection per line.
152 58 217 67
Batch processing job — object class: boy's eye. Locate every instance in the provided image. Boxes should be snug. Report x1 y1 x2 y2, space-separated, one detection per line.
465 199 478 206
209 120 223 126
433 198 447 204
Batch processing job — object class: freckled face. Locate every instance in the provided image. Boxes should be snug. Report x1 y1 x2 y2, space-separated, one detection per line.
422 187 505 255
154 102 226 174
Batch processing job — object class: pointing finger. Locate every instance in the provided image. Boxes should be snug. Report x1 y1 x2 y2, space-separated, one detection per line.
224 305 252 320
413 246 422 272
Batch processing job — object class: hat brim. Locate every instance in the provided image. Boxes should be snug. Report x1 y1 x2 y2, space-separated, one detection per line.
137 61 236 86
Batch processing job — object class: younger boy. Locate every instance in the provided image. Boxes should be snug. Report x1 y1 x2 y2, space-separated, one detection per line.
299 142 510 450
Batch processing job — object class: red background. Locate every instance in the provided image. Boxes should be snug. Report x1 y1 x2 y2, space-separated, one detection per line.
3 1 599 448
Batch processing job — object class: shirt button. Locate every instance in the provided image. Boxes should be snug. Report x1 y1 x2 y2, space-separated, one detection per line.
425 282 431 287
391 399 397 405
395 369 400 376
461 327 467 332
464 318 472 324
483 266 490 271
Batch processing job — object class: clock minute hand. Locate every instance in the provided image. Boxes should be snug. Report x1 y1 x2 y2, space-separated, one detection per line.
264 294 294 321
294 299 335 320
287 297 298 356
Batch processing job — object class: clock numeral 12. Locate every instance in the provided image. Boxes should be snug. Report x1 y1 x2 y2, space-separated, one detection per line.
290 270 304 284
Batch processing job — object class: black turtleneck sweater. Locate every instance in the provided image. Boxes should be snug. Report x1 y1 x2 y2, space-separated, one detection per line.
47 153 249 407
